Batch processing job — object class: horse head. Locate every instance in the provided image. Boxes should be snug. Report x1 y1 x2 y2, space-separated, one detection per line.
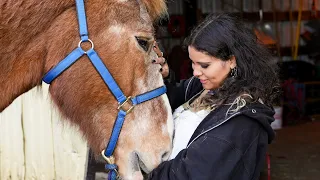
0 0 173 179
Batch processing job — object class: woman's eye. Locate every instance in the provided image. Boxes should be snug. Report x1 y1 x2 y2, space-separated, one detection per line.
201 64 209 69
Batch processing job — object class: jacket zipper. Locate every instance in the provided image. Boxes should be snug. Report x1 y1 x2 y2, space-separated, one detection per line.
187 112 241 148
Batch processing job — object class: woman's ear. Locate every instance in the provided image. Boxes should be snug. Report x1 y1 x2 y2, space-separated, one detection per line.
229 55 237 68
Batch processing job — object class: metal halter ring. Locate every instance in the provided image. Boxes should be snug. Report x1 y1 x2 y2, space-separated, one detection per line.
78 39 94 53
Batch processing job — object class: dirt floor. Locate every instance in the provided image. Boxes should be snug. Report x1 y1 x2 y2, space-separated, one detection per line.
260 120 320 180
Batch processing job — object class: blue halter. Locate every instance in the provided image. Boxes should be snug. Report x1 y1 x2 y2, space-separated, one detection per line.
42 0 166 179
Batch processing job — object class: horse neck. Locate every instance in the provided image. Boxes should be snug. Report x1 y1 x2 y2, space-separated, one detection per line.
0 0 74 112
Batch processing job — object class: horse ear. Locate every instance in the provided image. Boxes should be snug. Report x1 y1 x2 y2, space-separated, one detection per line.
140 0 168 21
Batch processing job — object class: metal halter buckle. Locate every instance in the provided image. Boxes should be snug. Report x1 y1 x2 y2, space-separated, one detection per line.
101 150 119 174
117 96 135 114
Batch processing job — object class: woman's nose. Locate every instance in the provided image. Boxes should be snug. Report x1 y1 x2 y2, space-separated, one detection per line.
193 67 202 77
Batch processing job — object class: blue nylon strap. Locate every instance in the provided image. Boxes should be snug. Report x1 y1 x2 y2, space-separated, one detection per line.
131 86 167 105
43 1 168 178
43 47 84 84
75 0 89 41
108 170 117 180
105 164 118 170
104 110 127 157
103 86 166 160
86 49 127 103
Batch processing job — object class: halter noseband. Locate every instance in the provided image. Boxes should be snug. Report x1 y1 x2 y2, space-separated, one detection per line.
42 0 166 179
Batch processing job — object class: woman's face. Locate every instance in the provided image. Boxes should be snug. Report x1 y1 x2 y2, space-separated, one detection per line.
188 46 236 90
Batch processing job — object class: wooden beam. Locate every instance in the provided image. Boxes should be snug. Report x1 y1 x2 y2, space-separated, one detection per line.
203 11 320 22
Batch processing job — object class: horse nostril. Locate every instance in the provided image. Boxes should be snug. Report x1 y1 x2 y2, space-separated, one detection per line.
161 151 170 162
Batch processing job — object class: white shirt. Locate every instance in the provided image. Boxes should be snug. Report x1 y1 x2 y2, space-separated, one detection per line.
169 105 210 159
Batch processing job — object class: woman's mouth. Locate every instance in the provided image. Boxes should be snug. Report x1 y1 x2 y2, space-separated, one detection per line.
200 79 207 84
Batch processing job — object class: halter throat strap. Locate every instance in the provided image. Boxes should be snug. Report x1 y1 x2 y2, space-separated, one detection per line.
42 0 166 179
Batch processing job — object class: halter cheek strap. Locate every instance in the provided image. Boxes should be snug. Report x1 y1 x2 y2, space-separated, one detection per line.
43 0 166 179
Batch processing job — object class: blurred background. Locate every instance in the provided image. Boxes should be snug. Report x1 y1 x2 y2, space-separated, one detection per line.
153 0 320 180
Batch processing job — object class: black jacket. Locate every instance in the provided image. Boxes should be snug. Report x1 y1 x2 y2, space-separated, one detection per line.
148 77 275 180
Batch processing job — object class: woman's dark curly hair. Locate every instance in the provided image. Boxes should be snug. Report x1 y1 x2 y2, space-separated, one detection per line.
185 13 280 107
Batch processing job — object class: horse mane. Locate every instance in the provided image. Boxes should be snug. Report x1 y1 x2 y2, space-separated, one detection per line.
141 0 168 20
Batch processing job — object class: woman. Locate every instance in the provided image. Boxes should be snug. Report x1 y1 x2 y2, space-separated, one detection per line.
149 14 279 180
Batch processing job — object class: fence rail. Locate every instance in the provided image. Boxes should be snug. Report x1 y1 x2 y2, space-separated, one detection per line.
0 84 88 180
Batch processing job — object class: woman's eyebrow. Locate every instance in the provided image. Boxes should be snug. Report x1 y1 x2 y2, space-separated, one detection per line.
197 62 211 65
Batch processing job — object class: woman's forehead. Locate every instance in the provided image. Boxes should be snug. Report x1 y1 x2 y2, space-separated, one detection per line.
188 46 212 61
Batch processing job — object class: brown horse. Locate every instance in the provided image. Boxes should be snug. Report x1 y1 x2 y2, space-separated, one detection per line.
0 0 173 179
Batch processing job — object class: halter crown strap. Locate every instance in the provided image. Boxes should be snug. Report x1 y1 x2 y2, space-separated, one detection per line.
42 0 166 179
75 0 88 41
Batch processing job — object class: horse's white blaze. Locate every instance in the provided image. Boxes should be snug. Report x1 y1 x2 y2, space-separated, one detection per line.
133 99 150 133
108 25 125 36
152 67 173 140
133 78 151 140
162 95 173 138
106 25 126 50
146 63 173 141
133 76 173 138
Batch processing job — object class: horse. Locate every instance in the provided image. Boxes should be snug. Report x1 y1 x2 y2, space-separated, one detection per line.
0 0 174 179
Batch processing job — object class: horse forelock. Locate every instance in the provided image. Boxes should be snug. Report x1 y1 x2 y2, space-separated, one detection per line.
139 0 168 20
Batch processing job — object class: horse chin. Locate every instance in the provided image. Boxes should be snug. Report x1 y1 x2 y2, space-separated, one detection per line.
136 152 150 175
126 152 150 180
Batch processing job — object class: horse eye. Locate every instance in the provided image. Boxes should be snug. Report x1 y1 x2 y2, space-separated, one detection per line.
135 37 150 52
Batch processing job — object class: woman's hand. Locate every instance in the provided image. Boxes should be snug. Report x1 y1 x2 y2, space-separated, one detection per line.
153 42 170 78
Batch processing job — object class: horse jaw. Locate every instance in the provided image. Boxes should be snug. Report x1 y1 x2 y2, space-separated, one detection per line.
112 69 173 179
114 95 173 180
